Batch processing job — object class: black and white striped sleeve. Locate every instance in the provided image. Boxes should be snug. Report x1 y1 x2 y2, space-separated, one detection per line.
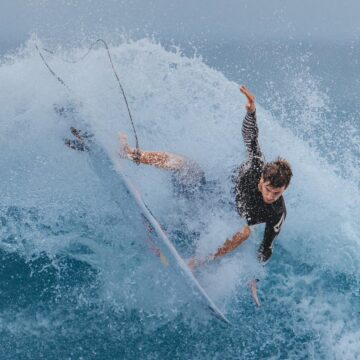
242 111 263 160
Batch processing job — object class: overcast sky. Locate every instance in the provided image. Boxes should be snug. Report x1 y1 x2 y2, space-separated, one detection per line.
1 0 360 52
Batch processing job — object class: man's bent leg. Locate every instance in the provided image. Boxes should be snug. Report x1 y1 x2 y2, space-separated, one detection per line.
137 151 187 171
119 133 187 171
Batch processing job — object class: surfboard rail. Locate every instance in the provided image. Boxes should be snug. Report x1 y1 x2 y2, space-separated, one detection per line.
64 125 230 325
113 160 231 325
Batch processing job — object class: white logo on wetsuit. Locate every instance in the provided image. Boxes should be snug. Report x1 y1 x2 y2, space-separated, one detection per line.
274 212 285 233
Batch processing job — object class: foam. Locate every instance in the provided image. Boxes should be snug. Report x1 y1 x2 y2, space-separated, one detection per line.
0 37 359 357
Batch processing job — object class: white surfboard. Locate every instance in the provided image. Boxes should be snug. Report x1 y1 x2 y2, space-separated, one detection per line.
67 128 230 325
113 161 230 325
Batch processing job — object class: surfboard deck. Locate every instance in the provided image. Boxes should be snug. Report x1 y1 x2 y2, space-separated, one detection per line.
65 126 230 325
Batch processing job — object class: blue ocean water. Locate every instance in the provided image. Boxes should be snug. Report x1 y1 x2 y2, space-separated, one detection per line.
0 36 359 360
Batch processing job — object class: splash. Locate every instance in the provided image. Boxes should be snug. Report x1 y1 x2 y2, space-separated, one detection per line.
0 37 359 359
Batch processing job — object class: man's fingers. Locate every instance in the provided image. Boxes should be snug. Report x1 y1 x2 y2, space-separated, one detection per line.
240 85 254 98
250 279 261 307
240 85 248 95
240 85 250 96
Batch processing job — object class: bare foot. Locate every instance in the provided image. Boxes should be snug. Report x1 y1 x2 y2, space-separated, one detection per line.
118 133 130 157
119 133 137 160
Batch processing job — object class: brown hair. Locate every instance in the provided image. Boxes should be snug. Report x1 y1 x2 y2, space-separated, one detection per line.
262 157 293 188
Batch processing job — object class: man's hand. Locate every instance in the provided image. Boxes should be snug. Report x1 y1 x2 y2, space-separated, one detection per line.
250 279 261 307
240 85 256 113
188 258 201 270
257 244 273 264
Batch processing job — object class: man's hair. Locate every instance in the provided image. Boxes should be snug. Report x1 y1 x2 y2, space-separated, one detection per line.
262 157 293 188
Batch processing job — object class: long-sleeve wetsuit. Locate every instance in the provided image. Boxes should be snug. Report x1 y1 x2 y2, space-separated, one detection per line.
232 111 286 252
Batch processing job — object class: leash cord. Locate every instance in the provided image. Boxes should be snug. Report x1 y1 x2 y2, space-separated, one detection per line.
36 39 140 152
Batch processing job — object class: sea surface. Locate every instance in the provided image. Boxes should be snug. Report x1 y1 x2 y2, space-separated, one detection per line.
0 36 359 359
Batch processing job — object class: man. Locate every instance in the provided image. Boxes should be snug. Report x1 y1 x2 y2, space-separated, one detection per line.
119 86 292 267
207 86 292 265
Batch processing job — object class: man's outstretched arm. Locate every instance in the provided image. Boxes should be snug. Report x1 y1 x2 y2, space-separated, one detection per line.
240 86 263 160
213 226 252 258
188 226 252 269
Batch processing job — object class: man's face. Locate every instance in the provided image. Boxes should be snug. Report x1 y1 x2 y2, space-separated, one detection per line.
258 177 287 204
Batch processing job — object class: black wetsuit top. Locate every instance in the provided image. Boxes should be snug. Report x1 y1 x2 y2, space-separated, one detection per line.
232 111 286 249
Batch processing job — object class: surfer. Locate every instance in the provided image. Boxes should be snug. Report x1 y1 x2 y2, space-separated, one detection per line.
119 86 292 266
197 86 292 267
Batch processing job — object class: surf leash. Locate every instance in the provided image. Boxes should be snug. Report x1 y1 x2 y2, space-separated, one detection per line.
35 39 140 160
35 44 70 92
